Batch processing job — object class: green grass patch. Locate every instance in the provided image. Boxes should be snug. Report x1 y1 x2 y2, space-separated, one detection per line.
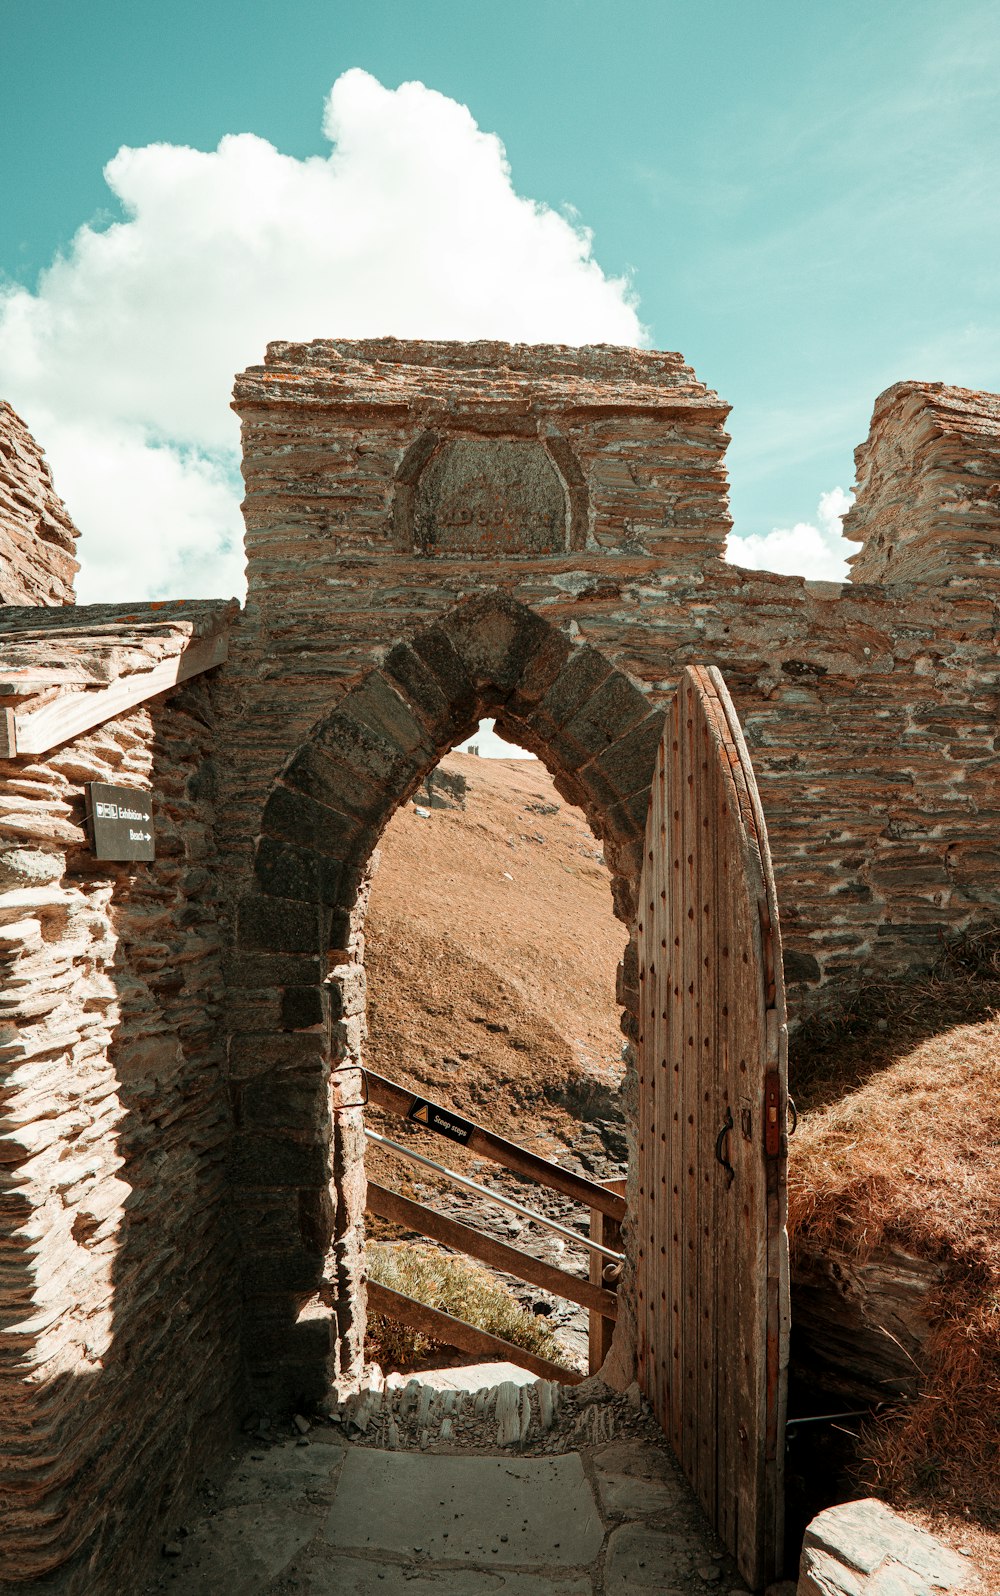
366 1241 571 1372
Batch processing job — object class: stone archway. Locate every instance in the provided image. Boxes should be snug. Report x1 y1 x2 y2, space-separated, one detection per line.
230 591 664 1406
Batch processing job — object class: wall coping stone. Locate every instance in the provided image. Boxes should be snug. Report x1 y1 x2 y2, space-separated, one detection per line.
799 1500 978 1596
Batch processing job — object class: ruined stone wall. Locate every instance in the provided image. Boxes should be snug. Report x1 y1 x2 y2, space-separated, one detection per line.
213 339 1000 1410
0 666 238 1594
4 345 996 1588
0 403 79 605
225 342 1000 1007
846 381 1000 586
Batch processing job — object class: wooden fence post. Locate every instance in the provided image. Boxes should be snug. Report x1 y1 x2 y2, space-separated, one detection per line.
589 1177 627 1374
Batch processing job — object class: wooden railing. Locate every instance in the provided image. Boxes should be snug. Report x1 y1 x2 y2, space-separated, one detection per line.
363 1068 626 1380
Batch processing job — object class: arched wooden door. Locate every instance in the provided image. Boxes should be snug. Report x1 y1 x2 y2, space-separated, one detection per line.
636 665 789 1590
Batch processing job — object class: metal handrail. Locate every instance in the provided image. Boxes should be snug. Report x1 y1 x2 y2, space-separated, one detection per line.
365 1127 625 1263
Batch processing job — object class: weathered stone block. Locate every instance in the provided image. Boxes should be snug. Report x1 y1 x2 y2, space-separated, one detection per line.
239 1061 329 1134
231 1193 303 1253
413 436 568 554
784 948 822 984
224 951 326 990
328 905 355 956
230 1132 329 1189
228 1030 326 1079
280 984 328 1032
243 1249 324 1295
299 1186 335 1255
330 1014 365 1064
583 712 665 806
243 1307 335 1371
598 787 652 851
800 1499 974 1596
561 670 652 760
340 673 435 758
440 592 551 693
315 699 426 788
262 777 361 859
381 640 452 734
409 626 478 726
538 645 615 734
238 894 331 955
284 739 386 821
255 837 342 905
506 624 574 713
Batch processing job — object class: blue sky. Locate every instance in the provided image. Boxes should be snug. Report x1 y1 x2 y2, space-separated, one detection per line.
2 0 998 600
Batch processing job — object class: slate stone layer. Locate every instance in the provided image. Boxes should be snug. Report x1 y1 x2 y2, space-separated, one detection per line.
0 613 238 1593
846 381 1000 585
0 403 79 605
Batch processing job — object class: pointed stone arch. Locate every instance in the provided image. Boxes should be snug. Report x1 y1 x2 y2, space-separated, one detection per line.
229 591 662 1404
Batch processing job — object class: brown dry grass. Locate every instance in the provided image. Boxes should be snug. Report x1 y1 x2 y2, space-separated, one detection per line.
366 1242 569 1373
789 928 1000 1577
363 751 627 1202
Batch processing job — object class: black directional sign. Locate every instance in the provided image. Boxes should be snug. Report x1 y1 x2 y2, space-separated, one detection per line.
407 1095 474 1146
87 782 155 862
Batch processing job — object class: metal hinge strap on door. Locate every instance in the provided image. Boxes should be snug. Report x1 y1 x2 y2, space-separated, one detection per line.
763 1071 782 1158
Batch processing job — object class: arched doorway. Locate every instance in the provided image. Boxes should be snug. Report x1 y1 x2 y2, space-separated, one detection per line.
230 610 789 1587
230 591 660 1405
361 725 630 1379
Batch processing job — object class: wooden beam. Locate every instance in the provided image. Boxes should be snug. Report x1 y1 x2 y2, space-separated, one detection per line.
367 1182 618 1321
9 632 228 757
365 1068 627 1222
365 1280 582 1385
0 668 95 692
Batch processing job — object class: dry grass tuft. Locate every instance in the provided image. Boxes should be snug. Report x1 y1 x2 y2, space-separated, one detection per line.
789 926 1000 1549
365 1241 570 1374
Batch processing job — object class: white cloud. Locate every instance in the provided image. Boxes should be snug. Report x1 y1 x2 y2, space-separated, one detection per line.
456 719 536 760
38 418 245 604
726 487 855 582
0 70 642 602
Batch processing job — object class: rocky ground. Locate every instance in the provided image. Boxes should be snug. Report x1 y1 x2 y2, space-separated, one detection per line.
144 1366 746 1596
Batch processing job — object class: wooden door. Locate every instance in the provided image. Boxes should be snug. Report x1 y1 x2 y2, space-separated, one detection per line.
636 665 789 1589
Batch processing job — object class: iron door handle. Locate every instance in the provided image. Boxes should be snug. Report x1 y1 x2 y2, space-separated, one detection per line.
715 1107 735 1187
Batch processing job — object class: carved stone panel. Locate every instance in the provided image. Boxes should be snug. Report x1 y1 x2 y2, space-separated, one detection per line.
412 438 567 555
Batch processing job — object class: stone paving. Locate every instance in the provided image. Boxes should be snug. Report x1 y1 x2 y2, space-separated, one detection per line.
144 1367 746 1596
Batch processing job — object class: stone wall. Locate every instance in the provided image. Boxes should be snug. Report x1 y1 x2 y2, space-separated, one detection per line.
225 341 1000 1005
0 403 79 605
846 381 1000 586
0 633 238 1592
3 346 999 1584
218 339 1000 1409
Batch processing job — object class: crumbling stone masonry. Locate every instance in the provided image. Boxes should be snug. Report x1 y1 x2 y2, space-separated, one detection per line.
220 339 1000 1428
1 342 998 1593
0 602 239 1594
0 403 77 605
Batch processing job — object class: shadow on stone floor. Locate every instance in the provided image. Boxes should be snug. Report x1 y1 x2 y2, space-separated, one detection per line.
143 1366 745 1596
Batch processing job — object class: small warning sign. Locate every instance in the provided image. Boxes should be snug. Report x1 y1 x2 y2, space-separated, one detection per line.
406 1095 474 1146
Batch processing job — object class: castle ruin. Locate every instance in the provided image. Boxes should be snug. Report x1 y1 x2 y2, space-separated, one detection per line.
0 340 997 1591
